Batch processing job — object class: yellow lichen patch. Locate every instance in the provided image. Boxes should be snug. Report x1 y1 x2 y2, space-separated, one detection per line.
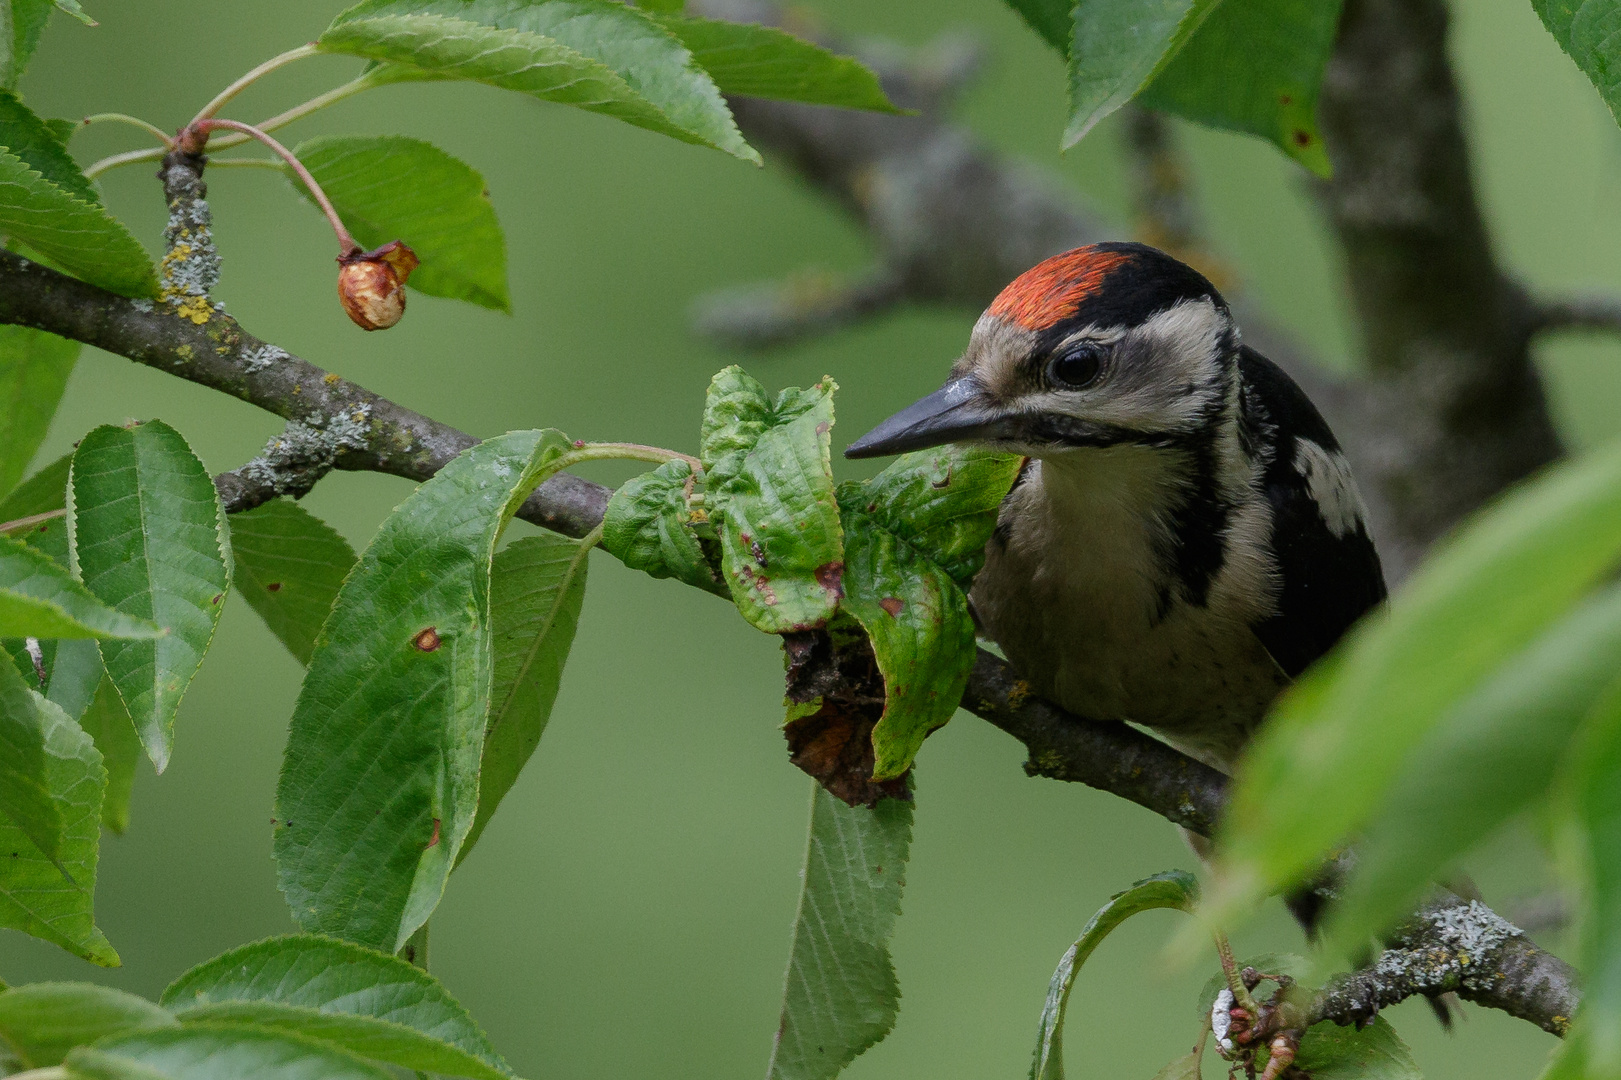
323 373 340 386
176 344 194 360
173 294 213 324
1006 680 1032 710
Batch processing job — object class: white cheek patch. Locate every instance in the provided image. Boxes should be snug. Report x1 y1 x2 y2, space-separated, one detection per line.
1294 438 1369 538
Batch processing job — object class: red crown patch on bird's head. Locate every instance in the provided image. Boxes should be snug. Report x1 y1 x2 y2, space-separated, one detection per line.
987 246 1134 331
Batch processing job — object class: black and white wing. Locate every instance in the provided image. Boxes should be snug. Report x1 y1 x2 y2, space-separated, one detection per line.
1238 347 1387 679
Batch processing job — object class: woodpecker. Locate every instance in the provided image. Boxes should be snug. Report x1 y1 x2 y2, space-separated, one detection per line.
845 242 1386 772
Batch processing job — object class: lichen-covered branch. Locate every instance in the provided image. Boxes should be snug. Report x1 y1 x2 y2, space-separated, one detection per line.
1305 899 1576 1035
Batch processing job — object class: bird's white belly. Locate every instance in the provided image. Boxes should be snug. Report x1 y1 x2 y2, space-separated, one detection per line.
971 454 1286 771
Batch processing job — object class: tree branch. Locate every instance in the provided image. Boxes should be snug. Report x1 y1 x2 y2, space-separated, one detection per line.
0 106 1576 1040
1531 293 1621 337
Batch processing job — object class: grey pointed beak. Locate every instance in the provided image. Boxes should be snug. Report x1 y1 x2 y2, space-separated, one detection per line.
845 376 1008 459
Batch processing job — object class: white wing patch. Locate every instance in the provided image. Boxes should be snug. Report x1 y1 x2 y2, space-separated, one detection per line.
1293 438 1368 538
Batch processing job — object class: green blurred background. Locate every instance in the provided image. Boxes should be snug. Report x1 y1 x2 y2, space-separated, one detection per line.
4 1 1615 1076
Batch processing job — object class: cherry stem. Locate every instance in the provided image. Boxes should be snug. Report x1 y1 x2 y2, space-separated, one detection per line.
190 43 319 127
186 118 358 255
78 113 174 148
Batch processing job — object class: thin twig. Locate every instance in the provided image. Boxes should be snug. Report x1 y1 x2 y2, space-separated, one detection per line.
1530 294 1621 337
187 119 356 253
190 43 319 126
78 113 174 148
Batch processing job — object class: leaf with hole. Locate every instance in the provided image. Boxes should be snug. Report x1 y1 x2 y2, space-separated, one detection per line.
458 532 588 864
228 498 356 667
0 983 174 1068
837 498 974 781
290 136 509 313
320 0 756 162
1213 441 1621 923
275 429 573 952
1322 582 1621 960
651 14 900 112
700 367 842 635
0 658 113 965
68 421 231 773
767 781 912 1080
162 934 511 1079
65 1025 395 1080
1030 871 1197 1080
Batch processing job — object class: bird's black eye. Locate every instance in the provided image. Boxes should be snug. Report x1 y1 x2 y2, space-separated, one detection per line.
1047 343 1106 390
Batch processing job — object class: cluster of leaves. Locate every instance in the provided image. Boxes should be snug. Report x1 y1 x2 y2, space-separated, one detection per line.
0 933 523 1080
605 367 1022 798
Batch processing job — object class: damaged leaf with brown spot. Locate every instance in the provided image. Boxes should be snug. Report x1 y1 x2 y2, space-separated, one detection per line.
700 367 842 634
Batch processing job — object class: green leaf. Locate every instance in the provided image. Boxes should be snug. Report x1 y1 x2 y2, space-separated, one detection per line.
0 536 163 641
601 458 722 594
848 446 1023 587
65 1026 395 1080
1139 0 1342 175
0 984 174 1068
651 14 900 112
228 499 356 667
1293 1016 1421 1080
0 661 113 965
0 148 157 297
275 430 573 952
1030 871 1197 1080
51 0 94 26
457 532 587 863
1322 582 1621 959
700 367 843 634
1001 0 1069 53
0 325 76 501
0 91 99 204
1147 1051 1201 1080
68 421 231 773
0 451 69 521
1212 440 1621 920
767 782 912 1080
319 0 757 163
80 675 138 834
290 136 509 313
1062 0 1222 149
1534 0 1621 127
1572 676 1621 1076
0 651 70 858
1 0 55 90
837 500 975 780
162 934 512 1080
